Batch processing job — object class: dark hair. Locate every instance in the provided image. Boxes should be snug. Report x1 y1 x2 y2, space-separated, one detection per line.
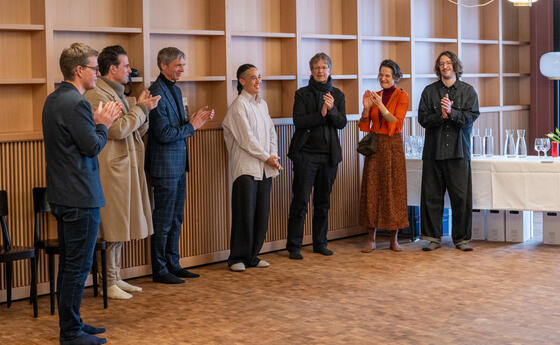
59 42 98 81
434 51 463 79
309 52 332 71
98 45 127 76
379 59 402 83
157 47 185 71
236 63 256 94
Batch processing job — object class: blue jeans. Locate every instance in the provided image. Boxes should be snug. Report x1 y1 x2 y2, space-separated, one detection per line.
51 204 100 342
151 174 186 276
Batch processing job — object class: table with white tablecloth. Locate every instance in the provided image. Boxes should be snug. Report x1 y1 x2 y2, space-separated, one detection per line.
406 156 560 212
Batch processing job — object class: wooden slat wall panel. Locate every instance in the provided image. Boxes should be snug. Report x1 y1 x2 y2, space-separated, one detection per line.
1 123 362 296
183 129 230 257
0 140 46 289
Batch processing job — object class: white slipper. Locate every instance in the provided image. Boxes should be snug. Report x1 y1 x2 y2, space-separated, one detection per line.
117 280 142 292
230 263 246 272
256 260 270 268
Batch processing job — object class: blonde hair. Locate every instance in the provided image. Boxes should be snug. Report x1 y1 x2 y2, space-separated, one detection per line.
59 42 98 81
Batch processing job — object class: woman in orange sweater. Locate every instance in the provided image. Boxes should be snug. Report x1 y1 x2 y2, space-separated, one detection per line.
359 59 409 252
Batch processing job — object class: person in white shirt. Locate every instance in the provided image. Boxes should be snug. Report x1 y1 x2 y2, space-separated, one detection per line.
222 64 283 272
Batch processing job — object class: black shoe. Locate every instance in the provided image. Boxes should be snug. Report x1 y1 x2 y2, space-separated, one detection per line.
153 272 185 284
61 333 106 345
289 251 303 260
313 247 333 256
82 324 105 335
172 268 200 278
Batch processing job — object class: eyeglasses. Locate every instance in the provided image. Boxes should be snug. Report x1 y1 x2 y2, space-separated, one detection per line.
439 62 453 67
83 65 100 72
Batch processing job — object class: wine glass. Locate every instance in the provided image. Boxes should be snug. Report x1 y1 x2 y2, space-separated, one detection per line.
542 137 551 158
534 138 542 157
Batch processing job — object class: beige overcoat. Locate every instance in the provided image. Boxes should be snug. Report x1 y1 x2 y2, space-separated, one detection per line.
84 77 154 242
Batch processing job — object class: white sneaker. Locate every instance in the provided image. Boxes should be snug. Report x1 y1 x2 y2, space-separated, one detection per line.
105 284 132 300
230 263 246 272
116 280 142 293
256 260 270 268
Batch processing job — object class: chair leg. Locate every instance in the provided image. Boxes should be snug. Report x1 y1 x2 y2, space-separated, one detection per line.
48 253 55 315
31 257 38 318
6 261 12 308
101 248 107 309
92 250 98 297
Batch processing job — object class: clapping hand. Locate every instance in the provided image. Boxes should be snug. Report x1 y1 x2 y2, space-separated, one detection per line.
441 93 453 119
190 106 215 130
321 92 334 116
93 101 122 128
363 90 375 110
137 90 161 111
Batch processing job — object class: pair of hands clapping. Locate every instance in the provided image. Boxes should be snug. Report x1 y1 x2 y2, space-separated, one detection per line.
362 90 389 115
190 106 215 130
321 92 335 117
441 93 453 119
93 101 122 128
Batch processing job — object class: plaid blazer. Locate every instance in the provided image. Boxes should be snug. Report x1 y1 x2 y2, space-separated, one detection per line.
146 75 194 178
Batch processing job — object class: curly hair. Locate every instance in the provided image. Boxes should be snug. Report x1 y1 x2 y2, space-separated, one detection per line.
434 51 463 79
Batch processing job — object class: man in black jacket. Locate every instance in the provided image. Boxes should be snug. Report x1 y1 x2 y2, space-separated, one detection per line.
418 51 480 252
286 52 347 260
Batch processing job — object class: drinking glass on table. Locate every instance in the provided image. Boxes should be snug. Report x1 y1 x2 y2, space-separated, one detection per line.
534 138 543 157
542 137 551 158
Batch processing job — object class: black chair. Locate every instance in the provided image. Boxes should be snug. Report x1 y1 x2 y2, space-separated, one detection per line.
0 190 38 317
33 187 108 315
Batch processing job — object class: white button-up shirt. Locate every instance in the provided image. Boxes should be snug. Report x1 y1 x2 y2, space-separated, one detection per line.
222 90 279 182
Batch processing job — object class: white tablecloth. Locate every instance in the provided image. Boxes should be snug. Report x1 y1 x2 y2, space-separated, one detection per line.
406 156 560 211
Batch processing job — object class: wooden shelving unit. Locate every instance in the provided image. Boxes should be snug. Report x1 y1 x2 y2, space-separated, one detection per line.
0 0 536 300
0 0 531 145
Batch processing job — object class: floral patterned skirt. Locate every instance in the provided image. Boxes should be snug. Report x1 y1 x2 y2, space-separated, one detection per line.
359 133 408 230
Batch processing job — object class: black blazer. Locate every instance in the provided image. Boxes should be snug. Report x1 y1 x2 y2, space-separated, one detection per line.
42 82 108 208
146 75 194 178
288 85 347 165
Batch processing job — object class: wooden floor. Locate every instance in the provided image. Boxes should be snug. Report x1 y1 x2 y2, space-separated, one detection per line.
1 234 560 345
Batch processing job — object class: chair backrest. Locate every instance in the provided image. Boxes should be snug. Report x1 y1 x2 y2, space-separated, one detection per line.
33 187 50 247
0 190 11 251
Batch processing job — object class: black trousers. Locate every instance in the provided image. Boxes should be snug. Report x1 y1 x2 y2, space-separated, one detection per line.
228 174 272 267
420 158 472 245
287 152 338 252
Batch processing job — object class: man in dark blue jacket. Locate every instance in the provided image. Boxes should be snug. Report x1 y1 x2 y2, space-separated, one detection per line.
146 47 214 284
43 42 121 345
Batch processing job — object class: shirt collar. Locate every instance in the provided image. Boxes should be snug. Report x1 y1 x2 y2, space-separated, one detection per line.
439 79 459 90
240 89 261 103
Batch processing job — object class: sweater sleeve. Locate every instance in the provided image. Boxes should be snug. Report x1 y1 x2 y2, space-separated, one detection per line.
387 91 409 136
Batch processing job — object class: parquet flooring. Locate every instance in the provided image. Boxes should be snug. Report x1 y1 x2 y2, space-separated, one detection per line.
1 234 560 345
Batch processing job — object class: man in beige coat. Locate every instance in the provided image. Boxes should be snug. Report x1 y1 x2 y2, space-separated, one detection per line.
85 45 160 299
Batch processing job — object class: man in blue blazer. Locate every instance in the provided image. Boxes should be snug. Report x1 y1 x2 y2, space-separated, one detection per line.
43 42 121 345
147 47 214 284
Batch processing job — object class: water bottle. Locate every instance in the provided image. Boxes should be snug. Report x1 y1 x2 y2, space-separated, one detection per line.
516 129 527 158
471 128 482 157
483 128 494 157
504 129 516 158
